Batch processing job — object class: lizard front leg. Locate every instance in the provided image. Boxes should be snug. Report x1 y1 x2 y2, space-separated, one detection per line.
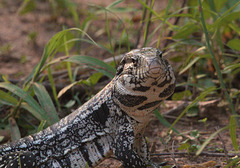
1 151 36 168
113 118 147 168
134 136 161 168
133 136 150 162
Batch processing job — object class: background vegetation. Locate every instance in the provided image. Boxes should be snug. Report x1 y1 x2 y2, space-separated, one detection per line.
0 0 239 166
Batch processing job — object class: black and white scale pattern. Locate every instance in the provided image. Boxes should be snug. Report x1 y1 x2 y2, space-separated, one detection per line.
0 47 176 168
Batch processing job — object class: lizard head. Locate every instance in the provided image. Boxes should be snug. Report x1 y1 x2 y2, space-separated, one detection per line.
113 47 176 122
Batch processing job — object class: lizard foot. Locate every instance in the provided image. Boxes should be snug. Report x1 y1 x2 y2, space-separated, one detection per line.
1 151 36 168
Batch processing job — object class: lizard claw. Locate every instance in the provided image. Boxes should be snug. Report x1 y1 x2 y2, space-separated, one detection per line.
147 161 168 168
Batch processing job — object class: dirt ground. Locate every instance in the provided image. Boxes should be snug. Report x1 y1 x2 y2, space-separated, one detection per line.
0 0 239 167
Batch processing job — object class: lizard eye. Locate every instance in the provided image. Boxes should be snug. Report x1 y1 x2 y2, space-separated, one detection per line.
157 49 162 58
131 57 138 67
116 58 125 75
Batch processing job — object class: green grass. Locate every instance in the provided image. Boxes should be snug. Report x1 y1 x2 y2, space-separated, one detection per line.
0 0 239 165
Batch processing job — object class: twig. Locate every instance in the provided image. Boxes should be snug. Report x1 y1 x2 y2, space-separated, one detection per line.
162 115 190 122
162 102 190 116
151 151 239 158
163 0 187 49
171 140 179 168
215 126 229 159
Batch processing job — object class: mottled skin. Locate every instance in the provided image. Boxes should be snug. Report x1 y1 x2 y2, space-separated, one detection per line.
0 47 175 168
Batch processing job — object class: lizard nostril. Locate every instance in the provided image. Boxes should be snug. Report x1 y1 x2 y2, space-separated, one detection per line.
149 60 161 75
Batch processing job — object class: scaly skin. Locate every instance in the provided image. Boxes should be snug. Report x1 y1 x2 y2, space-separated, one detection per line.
0 47 175 168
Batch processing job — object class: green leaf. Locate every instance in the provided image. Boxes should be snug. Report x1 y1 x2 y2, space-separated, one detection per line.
229 23 240 36
58 81 79 98
198 118 207 123
223 63 240 73
214 0 228 12
64 100 76 109
47 67 61 110
230 116 239 151
186 105 199 117
66 55 116 79
0 136 4 143
173 23 199 39
211 1 240 29
44 28 99 59
0 90 44 122
198 78 215 88
31 29 76 81
178 142 190 151
56 31 75 53
227 39 240 51
0 82 49 123
170 55 183 63
27 28 98 83
37 120 47 133
33 83 59 124
213 11 240 28
18 0 36 15
84 72 103 86
0 90 18 105
58 72 102 98
172 90 192 101
106 0 124 9
179 57 201 75
225 157 240 168
175 39 203 46
9 117 21 141
76 38 113 54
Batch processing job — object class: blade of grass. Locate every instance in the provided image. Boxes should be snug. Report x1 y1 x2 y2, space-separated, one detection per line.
93 3 131 52
47 67 61 111
0 82 49 123
33 83 59 124
137 0 173 27
63 27 73 83
143 0 154 47
230 115 239 151
27 28 101 84
169 87 217 131
37 120 47 133
0 90 44 122
57 81 79 98
198 0 239 125
196 125 229 155
179 57 201 75
106 0 124 9
31 45 51 83
66 55 116 79
154 109 180 134
225 157 240 168
207 0 225 63
9 117 21 141
157 0 172 48
212 1 240 29
135 0 147 48
105 11 113 53
0 90 18 105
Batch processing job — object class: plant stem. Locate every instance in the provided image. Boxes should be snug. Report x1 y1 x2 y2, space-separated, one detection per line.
157 0 172 48
143 0 154 47
198 0 239 126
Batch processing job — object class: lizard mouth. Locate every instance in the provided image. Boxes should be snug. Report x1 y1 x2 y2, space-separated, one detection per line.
148 59 168 78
